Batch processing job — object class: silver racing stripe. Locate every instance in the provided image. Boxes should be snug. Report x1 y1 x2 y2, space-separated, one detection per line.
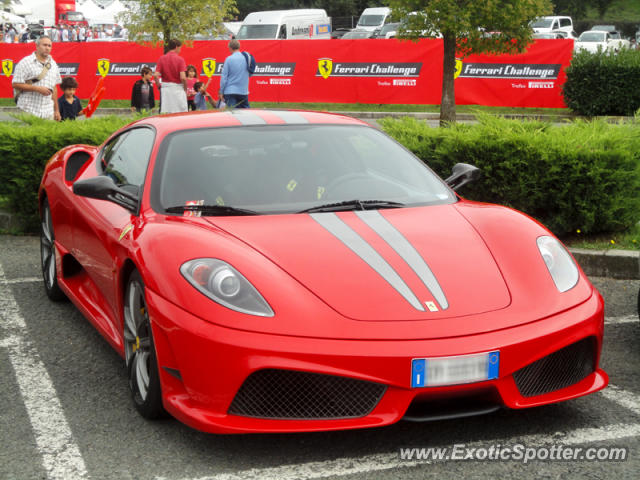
268 110 309 124
356 210 449 310
232 110 267 125
311 213 425 311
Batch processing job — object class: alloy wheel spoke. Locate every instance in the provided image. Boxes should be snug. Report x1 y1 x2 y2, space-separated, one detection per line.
136 351 150 399
47 251 56 287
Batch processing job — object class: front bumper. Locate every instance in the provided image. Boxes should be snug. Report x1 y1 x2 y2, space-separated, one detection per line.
146 289 607 434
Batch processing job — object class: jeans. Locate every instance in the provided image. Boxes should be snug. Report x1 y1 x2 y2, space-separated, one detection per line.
223 94 250 109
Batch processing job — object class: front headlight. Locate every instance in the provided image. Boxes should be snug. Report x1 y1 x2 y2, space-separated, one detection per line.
536 236 579 292
180 259 274 317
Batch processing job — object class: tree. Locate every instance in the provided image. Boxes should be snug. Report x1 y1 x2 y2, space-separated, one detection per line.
593 0 615 19
387 0 552 124
553 0 590 20
118 0 238 47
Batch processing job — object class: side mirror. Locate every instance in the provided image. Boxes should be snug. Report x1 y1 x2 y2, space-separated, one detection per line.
445 163 481 191
73 176 138 212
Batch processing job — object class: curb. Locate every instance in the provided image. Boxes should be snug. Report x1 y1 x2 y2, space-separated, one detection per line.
570 248 639 280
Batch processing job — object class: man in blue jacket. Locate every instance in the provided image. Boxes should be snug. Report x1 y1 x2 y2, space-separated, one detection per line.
219 39 250 108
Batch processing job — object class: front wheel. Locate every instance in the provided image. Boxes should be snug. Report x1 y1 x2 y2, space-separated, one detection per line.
40 198 65 301
123 270 164 419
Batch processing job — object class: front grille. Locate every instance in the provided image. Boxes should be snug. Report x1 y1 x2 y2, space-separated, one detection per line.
514 337 596 397
228 369 387 419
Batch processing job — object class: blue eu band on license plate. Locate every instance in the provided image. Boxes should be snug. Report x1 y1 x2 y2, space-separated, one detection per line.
411 351 500 388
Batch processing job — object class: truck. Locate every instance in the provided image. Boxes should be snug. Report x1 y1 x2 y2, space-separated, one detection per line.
26 0 89 28
530 16 575 38
236 9 331 40
355 7 392 32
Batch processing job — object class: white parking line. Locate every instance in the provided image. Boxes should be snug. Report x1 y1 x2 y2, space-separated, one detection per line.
0 264 88 480
601 385 640 416
605 315 639 325
0 276 42 285
159 422 640 480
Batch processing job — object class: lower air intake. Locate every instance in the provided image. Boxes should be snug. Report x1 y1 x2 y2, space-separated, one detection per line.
228 369 386 419
514 337 596 397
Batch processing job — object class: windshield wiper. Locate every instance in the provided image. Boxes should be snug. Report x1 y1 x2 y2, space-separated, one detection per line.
165 204 259 216
298 199 405 213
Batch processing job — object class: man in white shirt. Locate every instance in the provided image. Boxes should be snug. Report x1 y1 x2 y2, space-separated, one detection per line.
12 36 62 121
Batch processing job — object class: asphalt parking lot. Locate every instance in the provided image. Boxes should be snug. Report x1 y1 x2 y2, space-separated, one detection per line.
0 234 638 480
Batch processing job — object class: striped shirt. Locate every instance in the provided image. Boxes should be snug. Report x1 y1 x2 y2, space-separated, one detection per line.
12 53 62 119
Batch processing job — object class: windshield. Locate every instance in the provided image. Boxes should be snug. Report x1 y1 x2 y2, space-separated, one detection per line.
153 125 455 215
357 15 385 27
579 31 605 42
236 24 278 39
530 18 553 28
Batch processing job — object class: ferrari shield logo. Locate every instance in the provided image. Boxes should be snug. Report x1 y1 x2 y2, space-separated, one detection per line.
202 58 216 78
454 59 463 79
97 59 110 77
2 59 13 77
318 58 332 79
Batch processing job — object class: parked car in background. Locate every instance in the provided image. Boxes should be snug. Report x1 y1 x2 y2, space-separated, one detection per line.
530 16 574 36
589 27 630 51
608 31 630 50
341 29 375 39
355 7 392 32
236 9 331 40
372 22 400 38
574 30 615 53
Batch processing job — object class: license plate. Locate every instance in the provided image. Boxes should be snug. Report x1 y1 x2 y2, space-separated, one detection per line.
411 351 499 388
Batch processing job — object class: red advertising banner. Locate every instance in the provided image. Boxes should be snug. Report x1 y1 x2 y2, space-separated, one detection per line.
0 39 573 107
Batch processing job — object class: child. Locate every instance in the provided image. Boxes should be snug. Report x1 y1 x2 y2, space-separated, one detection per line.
130 66 155 113
193 77 225 110
57 77 84 121
185 65 198 111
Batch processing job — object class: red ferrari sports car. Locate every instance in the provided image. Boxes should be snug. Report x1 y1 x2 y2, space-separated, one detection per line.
39 110 607 433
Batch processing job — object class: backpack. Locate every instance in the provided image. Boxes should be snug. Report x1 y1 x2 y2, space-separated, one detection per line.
241 51 256 75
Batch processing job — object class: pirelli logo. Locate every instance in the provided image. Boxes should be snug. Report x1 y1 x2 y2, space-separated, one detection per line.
393 79 417 86
270 78 291 85
311 211 448 312
528 81 555 89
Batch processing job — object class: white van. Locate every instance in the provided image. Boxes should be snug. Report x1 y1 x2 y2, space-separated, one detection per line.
356 7 392 32
530 16 575 36
236 9 331 40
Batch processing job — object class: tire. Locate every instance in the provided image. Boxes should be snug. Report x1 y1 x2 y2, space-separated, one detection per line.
123 270 164 419
40 198 66 301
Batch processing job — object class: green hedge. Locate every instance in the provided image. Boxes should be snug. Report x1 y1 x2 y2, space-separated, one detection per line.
563 48 640 116
381 114 640 236
0 115 134 232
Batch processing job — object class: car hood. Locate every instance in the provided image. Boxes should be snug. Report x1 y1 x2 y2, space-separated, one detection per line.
208 205 511 321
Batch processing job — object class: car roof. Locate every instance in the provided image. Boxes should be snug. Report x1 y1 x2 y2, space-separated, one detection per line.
130 109 368 135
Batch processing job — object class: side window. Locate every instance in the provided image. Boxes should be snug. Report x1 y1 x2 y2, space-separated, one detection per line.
560 19 571 28
278 24 287 39
103 128 155 190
